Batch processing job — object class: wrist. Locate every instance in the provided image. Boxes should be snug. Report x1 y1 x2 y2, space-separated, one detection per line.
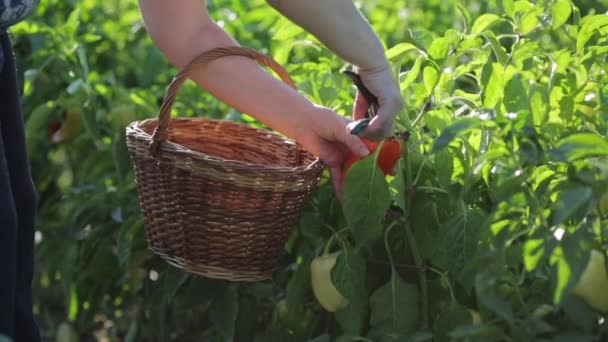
290 102 323 143
355 57 391 75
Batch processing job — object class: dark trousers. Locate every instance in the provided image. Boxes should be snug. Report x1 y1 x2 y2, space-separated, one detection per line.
0 29 41 342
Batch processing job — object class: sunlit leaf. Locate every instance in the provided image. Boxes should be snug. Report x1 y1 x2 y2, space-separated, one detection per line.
471 14 504 34
342 153 392 249
551 133 608 162
551 0 572 29
432 118 483 153
386 42 419 60
481 62 505 108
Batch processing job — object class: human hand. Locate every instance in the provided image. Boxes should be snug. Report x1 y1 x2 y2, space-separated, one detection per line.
351 62 404 140
295 105 370 200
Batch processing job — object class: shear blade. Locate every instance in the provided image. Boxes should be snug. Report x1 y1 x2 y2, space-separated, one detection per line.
347 118 371 135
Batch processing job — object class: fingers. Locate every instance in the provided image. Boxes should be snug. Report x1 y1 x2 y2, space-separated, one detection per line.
354 95 403 140
353 62 404 140
336 126 370 158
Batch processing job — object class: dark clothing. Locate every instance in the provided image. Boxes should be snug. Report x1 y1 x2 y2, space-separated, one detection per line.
0 0 40 29
0 29 41 342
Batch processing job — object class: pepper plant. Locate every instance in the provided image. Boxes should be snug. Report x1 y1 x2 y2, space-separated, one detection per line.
10 0 608 341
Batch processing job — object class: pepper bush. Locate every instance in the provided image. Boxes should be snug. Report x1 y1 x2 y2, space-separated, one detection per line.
10 0 608 341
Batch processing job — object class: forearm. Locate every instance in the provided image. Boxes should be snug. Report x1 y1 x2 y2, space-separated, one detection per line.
137 0 316 141
266 0 388 71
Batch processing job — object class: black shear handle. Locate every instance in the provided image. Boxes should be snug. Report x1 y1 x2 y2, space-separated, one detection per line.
343 70 379 116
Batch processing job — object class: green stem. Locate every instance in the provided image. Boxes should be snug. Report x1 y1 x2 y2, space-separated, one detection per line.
403 139 429 328
411 97 431 128
323 227 348 255
384 221 399 269
416 186 449 194
427 267 455 305
404 219 429 329
412 157 427 187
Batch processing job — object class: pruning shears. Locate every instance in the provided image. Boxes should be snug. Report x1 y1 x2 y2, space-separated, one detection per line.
342 70 378 135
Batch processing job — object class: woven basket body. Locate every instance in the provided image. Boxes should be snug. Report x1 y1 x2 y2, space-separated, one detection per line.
126 47 324 282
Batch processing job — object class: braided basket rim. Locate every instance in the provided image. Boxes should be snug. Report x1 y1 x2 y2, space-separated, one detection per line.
126 117 325 175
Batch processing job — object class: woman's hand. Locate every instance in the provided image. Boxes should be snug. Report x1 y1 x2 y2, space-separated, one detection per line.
352 63 404 140
295 105 370 200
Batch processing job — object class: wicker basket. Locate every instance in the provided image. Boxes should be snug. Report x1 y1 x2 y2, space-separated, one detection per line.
125 47 325 282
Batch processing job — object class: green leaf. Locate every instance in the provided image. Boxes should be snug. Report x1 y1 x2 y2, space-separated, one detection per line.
273 42 294 66
529 84 549 126
519 11 540 35
369 271 419 339
67 286 79 322
400 56 425 91
273 23 304 41
448 324 504 340
481 62 505 108
550 246 571 305
471 14 503 34
309 334 331 342
550 185 592 226
410 28 434 51
386 43 419 61
234 292 259 342
210 283 239 341
504 73 529 113
428 37 450 60
433 304 475 341
335 303 367 336
576 15 608 52
475 273 515 323
435 149 454 189
298 210 324 244
286 255 311 321
112 131 131 181
456 3 471 32
423 63 439 96
163 267 189 305
523 238 546 271
342 152 392 249
432 118 483 153
61 242 79 294
551 0 572 29
499 0 515 17
333 249 368 335
551 133 608 162
481 32 508 66
559 223 594 297
125 321 138 342
434 208 486 282
332 249 367 305
389 159 407 212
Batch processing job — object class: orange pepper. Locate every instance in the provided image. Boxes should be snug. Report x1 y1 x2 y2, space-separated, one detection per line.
341 138 402 185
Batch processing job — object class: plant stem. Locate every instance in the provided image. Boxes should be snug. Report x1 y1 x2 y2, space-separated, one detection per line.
411 97 431 128
403 136 429 329
427 266 455 305
416 186 449 194
404 219 429 329
323 227 348 255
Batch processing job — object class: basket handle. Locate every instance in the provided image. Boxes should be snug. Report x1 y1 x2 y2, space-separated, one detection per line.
149 46 297 154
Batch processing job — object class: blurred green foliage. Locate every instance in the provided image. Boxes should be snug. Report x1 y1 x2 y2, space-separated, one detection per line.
8 0 608 340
